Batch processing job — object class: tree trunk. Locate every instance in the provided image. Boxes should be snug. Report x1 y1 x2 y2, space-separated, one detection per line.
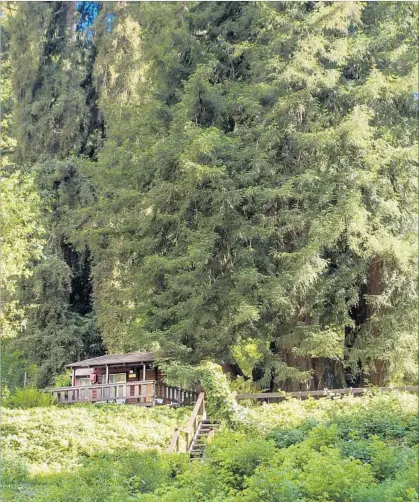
366 258 387 386
221 363 244 379
64 1 77 37
278 348 346 391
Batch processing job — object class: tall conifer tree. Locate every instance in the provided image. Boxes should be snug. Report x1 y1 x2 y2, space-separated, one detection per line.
83 2 417 389
7 2 103 385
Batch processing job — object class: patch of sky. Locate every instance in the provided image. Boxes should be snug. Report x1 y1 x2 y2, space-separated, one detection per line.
76 2 100 32
76 2 115 40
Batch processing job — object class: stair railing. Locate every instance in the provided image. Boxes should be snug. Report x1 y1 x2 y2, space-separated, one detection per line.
168 391 206 453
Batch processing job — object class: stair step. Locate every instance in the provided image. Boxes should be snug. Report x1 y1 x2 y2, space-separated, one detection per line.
185 417 220 461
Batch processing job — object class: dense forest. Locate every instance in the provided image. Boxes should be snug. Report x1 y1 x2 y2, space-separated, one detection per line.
1 1 418 391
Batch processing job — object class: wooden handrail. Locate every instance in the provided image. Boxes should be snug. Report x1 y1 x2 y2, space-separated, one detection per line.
168 391 206 453
185 391 206 433
236 385 419 401
168 428 180 454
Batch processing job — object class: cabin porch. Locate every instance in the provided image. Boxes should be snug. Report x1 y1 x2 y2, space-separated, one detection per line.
50 351 198 406
50 381 198 406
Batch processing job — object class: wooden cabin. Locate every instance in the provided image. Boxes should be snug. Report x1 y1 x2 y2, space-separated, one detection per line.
49 352 198 406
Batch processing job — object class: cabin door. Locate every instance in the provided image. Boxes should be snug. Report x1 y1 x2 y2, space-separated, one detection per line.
109 373 127 399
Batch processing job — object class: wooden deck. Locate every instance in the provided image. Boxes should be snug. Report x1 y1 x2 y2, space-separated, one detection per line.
49 380 198 406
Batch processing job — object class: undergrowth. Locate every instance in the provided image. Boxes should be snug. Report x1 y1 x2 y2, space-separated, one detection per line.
1 391 417 501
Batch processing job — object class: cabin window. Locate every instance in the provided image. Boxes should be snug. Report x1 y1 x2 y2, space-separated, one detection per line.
78 378 91 386
109 373 127 398
109 373 126 384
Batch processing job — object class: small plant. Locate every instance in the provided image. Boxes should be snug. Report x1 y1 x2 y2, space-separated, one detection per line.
4 387 57 408
0 384 11 405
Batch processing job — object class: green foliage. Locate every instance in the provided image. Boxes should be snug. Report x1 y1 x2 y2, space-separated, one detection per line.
3 2 105 388
158 361 203 390
240 445 375 502
0 404 190 473
53 370 72 388
266 427 309 449
206 431 277 493
0 169 44 340
0 454 31 501
199 362 241 424
228 375 261 395
2 0 418 391
3 387 57 409
1 392 417 501
72 1 418 390
0 343 39 392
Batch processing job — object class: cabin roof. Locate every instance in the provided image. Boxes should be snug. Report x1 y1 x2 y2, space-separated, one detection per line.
66 351 160 368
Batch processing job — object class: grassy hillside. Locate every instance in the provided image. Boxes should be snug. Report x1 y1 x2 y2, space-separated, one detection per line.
1 392 418 501
1 404 190 475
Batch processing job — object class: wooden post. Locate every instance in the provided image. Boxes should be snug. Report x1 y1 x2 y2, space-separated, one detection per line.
71 369 75 387
142 363 146 381
105 365 109 384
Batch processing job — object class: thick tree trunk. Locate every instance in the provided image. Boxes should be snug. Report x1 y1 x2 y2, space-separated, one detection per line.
64 1 77 36
222 363 244 379
278 348 346 391
366 258 387 386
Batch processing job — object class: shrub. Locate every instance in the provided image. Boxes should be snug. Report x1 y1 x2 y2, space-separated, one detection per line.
239 445 375 502
266 428 306 449
4 387 57 408
1 454 30 487
53 370 72 388
199 361 241 424
368 438 413 481
305 423 341 450
206 431 277 492
353 452 419 502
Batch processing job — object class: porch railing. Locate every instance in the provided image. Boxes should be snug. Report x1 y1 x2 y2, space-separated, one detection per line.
48 381 198 405
235 385 419 403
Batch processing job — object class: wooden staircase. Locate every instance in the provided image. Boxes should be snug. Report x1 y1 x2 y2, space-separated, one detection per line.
168 392 220 459
189 419 220 459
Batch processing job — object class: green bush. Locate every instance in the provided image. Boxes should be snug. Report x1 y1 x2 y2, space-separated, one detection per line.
144 462 227 502
53 370 72 388
368 438 413 481
4 387 57 408
199 361 241 424
266 427 306 449
206 431 277 492
353 452 419 502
